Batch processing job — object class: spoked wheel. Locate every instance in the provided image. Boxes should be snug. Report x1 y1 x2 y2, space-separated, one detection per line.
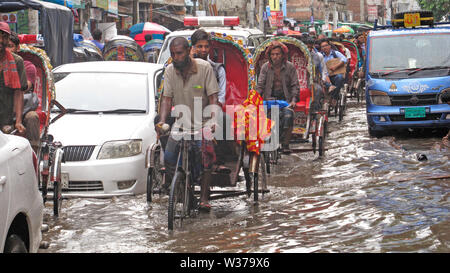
312 131 317 154
263 152 271 174
53 180 62 216
51 148 63 217
339 103 344 122
244 168 251 197
318 136 325 157
259 153 269 199
168 171 194 231
146 149 164 203
319 120 328 157
168 171 184 230
357 82 364 103
39 152 49 204
253 172 259 202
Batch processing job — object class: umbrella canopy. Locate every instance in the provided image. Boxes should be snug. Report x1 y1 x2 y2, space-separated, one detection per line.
129 22 171 46
333 26 355 34
287 29 301 35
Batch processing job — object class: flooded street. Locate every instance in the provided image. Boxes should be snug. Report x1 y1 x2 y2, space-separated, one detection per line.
40 100 450 253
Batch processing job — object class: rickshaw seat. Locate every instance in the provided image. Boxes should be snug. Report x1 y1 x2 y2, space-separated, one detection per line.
295 87 311 113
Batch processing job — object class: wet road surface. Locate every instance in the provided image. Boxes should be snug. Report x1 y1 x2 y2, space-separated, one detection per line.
40 99 450 253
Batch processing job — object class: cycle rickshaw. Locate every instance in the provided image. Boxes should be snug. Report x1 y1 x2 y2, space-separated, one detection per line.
73 40 104 63
253 36 329 157
146 33 272 230
340 40 362 102
103 35 145 62
328 40 352 121
18 44 66 216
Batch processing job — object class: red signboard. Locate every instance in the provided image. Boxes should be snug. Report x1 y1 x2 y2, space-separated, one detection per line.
270 11 283 27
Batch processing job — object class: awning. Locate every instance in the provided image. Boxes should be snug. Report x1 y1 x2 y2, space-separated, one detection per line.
41 0 72 8
0 0 42 12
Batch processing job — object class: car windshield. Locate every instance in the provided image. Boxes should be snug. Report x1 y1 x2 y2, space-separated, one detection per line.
158 34 247 64
369 32 450 76
54 72 148 113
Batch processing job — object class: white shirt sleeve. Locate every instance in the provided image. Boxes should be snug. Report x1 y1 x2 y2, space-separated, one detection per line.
217 66 227 104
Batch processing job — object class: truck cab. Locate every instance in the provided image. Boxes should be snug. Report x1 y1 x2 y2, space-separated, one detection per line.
365 11 450 136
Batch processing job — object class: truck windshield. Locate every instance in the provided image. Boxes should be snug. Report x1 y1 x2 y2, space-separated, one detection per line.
369 32 450 75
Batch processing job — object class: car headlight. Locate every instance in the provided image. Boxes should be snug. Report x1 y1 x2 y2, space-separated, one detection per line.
438 88 450 104
97 140 142 159
369 90 391 106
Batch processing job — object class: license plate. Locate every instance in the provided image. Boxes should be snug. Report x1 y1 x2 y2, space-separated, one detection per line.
404 107 426 118
61 172 69 189
404 13 420 27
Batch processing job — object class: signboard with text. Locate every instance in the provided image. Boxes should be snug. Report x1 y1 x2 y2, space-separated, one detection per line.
270 11 283 27
108 0 118 15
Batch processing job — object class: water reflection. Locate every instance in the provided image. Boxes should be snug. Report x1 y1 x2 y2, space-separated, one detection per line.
40 100 450 253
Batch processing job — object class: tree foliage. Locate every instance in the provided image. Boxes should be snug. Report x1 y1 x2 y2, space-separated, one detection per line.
418 0 450 21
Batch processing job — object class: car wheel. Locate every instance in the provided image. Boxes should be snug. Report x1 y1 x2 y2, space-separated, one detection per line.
4 234 27 253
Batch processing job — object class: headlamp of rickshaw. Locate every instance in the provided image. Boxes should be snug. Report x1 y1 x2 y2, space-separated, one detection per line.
438 88 450 104
97 139 142 159
369 90 391 106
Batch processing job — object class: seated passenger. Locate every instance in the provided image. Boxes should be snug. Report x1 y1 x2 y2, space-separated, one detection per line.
9 32 40 153
320 39 347 106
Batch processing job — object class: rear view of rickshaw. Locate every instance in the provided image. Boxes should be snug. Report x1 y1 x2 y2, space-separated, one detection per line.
147 32 271 230
103 35 145 62
18 44 66 216
329 40 351 122
253 36 328 157
340 39 362 102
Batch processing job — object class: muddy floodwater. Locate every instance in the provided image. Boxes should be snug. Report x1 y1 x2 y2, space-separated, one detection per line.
40 100 450 253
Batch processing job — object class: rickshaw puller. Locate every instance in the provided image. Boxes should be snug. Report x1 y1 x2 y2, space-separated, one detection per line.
256 41 300 154
156 37 220 212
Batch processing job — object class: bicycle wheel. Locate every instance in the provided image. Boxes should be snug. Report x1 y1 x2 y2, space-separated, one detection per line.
51 148 63 216
146 149 163 203
253 172 259 202
53 180 62 216
39 153 49 204
168 171 188 230
244 168 251 197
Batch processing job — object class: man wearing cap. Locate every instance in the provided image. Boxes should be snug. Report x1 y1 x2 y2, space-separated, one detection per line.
8 32 41 153
256 41 300 154
0 23 28 137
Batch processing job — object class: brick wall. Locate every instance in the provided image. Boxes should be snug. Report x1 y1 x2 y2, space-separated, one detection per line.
347 0 366 22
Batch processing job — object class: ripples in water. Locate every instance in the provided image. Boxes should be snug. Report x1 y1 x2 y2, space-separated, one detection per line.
41 100 450 253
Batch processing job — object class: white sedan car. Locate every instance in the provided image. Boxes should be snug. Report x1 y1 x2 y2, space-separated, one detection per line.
0 132 43 253
49 61 163 197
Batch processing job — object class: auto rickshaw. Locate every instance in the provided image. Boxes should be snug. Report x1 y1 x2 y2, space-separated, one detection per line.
253 36 328 156
146 33 271 230
103 35 145 62
18 44 66 216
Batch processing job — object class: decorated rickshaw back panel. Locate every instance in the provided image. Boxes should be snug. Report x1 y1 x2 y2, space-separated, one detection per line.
209 39 250 107
341 40 360 79
18 45 55 133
